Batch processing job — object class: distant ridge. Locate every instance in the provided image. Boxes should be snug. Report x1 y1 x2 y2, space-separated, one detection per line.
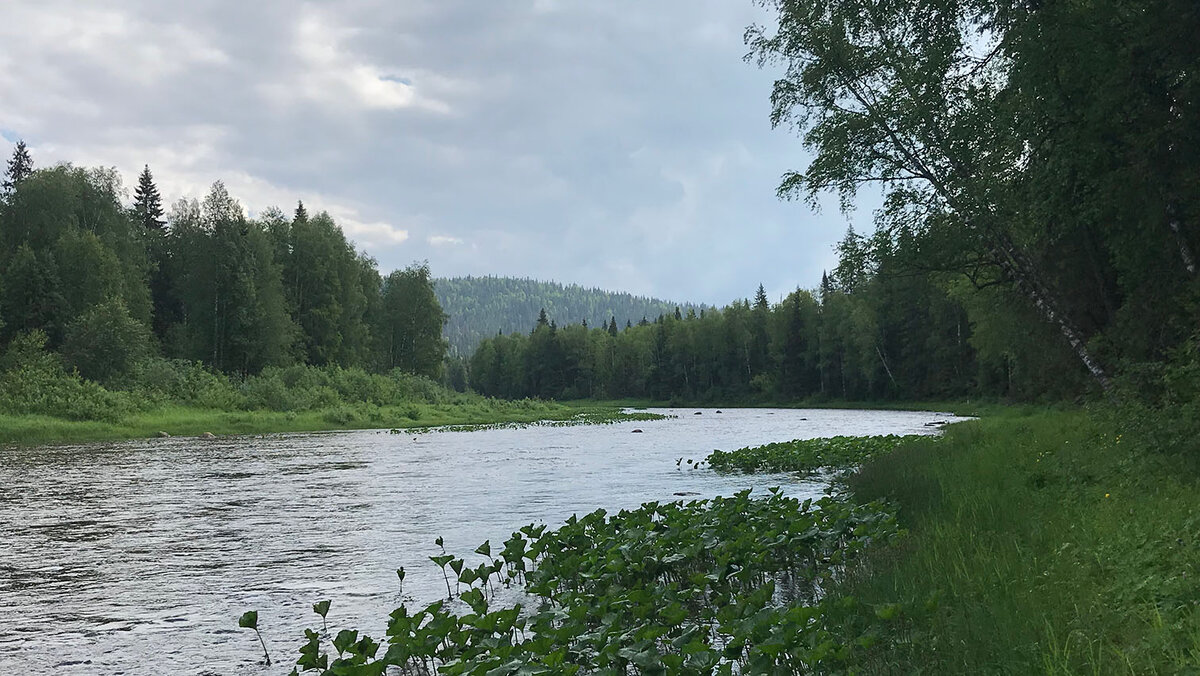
435 276 705 355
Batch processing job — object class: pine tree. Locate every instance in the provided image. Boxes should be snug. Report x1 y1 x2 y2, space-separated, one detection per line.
133 165 165 231
294 200 308 223
3 140 33 195
674 306 682 321
536 307 549 328
608 317 618 336
754 284 769 311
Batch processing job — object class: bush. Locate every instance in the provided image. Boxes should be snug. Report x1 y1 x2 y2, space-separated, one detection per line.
61 298 151 385
129 357 246 410
1112 334 1200 458
0 330 144 421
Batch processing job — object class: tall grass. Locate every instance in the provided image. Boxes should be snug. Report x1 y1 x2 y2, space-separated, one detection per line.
836 410 1200 674
0 349 585 444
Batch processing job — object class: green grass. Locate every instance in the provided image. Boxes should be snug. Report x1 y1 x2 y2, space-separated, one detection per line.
0 400 629 445
836 408 1200 674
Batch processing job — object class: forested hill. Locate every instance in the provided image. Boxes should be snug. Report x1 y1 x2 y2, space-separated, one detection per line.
434 276 703 355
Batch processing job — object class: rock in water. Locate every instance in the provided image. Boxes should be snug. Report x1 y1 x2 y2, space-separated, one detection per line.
199 432 217 440
157 431 170 438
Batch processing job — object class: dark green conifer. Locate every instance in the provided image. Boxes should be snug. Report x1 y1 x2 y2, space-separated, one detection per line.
754 284 769 311
133 165 165 231
3 140 33 195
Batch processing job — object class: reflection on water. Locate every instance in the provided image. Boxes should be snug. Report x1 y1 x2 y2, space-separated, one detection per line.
0 407 965 674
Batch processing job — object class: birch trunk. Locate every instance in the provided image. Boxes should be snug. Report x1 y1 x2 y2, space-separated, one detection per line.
1168 208 1196 276
991 232 1113 390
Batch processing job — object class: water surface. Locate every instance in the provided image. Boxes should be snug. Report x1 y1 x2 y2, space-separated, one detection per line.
0 407 964 674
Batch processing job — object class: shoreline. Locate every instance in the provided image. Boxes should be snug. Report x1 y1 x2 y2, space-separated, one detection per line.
0 399 987 447
0 402 646 447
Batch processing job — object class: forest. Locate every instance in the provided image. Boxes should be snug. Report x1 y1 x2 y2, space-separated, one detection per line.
435 276 701 356
0 148 478 438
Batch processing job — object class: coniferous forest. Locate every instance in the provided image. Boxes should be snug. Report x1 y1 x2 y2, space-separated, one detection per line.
435 276 702 357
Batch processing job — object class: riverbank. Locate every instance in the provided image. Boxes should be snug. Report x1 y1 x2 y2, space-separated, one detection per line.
570 397 1020 419
835 407 1199 673
0 401 646 446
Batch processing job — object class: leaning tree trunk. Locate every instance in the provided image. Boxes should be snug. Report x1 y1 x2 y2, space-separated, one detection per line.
991 231 1113 391
1167 204 1196 277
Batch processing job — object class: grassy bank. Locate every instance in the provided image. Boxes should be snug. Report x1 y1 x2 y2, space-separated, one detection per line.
837 408 1200 673
0 400 597 446
0 353 667 446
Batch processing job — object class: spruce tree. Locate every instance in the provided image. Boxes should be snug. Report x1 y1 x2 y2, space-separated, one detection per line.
608 317 618 336
754 284 769 311
3 140 33 195
536 307 549 328
133 165 165 231
294 200 308 223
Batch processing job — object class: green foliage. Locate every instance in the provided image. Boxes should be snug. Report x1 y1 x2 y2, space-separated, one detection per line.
708 435 918 474
471 283 985 403
378 263 447 379
238 610 258 630
61 298 151 385
288 489 905 675
0 331 143 421
3 140 33 195
835 410 1200 673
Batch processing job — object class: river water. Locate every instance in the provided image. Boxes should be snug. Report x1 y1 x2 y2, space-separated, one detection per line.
0 407 962 674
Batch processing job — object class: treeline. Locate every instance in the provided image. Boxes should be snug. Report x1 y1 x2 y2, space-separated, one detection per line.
435 276 702 356
467 259 1078 403
0 145 448 391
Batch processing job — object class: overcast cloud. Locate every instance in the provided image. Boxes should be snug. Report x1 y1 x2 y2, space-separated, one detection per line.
0 0 872 306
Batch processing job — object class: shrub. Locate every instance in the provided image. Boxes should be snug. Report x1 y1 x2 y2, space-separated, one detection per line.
61 298 151 385
0 330 144 421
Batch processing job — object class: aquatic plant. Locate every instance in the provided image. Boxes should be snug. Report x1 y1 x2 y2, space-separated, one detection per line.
286 489 910 674
237 610 271 666
706 435 922 475
413 409 672 434
312 600 331 633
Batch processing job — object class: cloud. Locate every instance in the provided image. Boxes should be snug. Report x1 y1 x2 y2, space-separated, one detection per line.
260 7 452 114
0 0 871 305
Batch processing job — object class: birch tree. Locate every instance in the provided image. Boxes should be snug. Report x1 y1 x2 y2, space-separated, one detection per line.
748 0 1113 388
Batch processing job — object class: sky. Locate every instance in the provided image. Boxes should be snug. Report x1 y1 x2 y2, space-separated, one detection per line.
0 0 874 307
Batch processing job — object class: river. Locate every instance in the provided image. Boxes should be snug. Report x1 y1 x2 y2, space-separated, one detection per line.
0 407 964 674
